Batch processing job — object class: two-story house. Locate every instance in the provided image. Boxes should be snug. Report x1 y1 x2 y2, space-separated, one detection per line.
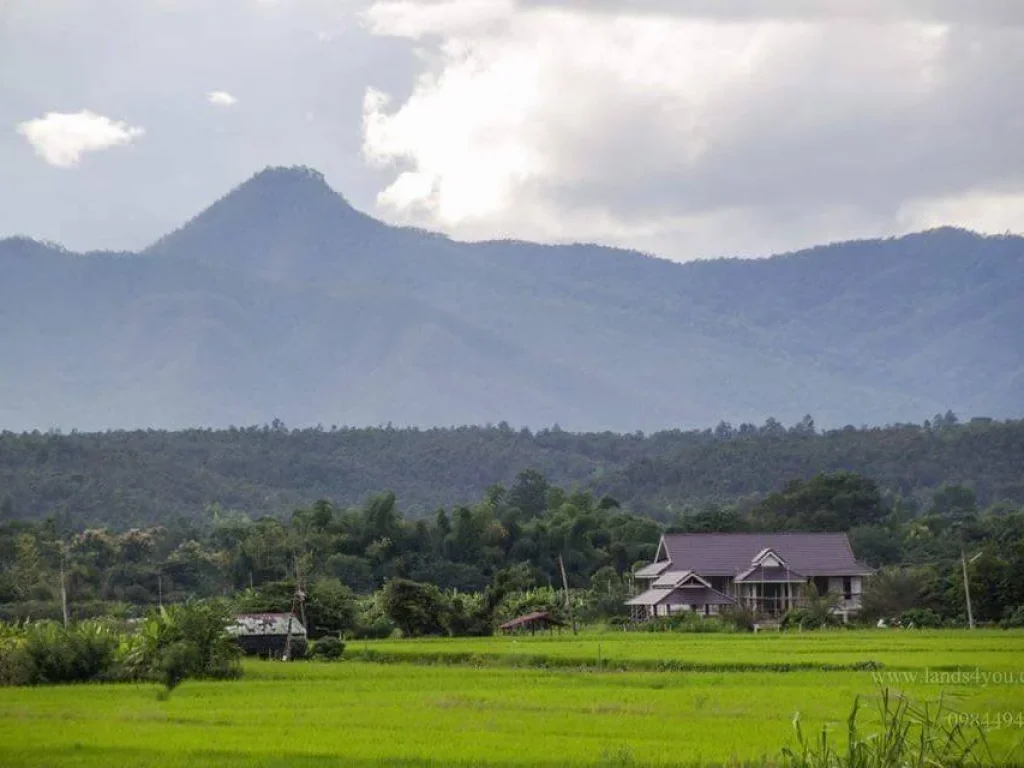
626 532 873 621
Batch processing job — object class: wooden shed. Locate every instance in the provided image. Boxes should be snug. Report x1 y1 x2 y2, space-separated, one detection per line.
228 613 307 659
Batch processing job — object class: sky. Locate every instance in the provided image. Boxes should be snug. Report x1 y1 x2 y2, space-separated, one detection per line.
2 0 1023 261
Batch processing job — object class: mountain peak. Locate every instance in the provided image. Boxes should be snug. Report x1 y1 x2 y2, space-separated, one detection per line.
144 165 389 279
234 165 350 207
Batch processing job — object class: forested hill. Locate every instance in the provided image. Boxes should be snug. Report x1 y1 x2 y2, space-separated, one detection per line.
1 417 1021 528
2 166 1023 433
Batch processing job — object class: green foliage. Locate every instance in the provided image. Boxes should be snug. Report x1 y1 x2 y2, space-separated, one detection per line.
783 588 842 630
999 605 1024 628
2 465 1023 632
120 599 241 689
348 596 394 640
380 579 449 637
859 567 938 621
2 419 1024 530
21 620 120 684
897 608 943 628
635 613 738 633
309 636 345 660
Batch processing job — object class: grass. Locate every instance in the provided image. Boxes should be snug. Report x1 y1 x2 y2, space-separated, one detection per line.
1 631 1022 767
348 628 1024 672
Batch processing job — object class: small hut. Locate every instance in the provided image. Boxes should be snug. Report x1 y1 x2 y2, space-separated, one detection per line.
498 611 566 635
228 613 307 659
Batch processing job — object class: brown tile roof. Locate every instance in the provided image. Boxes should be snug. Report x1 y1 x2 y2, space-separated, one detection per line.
660 533 873 577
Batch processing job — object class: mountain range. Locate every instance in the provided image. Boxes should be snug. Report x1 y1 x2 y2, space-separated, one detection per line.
2 166 1022 433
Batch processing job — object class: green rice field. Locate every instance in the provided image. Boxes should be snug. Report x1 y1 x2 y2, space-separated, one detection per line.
1 630 1023 767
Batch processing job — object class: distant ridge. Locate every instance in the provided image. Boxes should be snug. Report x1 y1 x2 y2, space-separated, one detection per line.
1 167 1022 433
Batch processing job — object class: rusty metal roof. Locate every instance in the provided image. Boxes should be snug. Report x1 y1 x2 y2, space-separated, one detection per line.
498 611 566 630
228 613 307 637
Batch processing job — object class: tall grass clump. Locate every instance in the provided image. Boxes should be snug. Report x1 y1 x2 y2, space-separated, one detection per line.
781 688 999 768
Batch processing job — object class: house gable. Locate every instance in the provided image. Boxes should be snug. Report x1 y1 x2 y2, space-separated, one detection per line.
750 547 786 568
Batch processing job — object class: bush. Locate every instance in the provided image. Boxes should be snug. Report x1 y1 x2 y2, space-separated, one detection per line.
782 607 840 631
21 620 120 684
310 636 345 661
1000 605 1024 628
898 608 943 628
347 596 395 640
380 579 449 637
721 606 756 632
637 612 736 633
443 592 493 637
120 599 241 687
0 623 33 686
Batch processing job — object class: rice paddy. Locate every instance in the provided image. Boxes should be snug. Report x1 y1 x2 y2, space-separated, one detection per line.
1 630 1023 767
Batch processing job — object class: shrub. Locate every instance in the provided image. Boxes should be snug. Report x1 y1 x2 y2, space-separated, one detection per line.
443 591 493 637
782 604 841 630
637 612 736 633
380 579 449 637
120 599 241 688
0 623 33 686
721 606 756 632
898 607 943 628
310 636 345 661
347 596 395 640
1000 605 1024 628
21 620 120 684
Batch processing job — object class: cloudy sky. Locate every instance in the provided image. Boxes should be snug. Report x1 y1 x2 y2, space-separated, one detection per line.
2 0 1023 261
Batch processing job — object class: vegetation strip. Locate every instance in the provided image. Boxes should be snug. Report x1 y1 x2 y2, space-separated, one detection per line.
346 648 885 673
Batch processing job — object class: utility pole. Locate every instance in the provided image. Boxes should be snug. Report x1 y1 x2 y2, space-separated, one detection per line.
558 554 577 636
961 550 982 629
59 552 69 629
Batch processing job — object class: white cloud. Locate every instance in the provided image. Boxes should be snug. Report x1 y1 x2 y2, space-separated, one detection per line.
207 90 239 107
522 0 1024 25
362 0 515 39
16 110 145 168
362 1 1024 260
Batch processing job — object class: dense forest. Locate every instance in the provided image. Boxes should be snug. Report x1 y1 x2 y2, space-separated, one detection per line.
2 468 1023 634
1 415 1022 528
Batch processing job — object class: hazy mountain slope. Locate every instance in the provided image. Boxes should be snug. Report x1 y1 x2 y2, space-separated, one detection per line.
2 166 1023 432
0 238 625 430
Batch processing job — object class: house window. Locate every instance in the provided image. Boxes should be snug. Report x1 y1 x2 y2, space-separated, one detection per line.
813 576 829 596
843 577 852 600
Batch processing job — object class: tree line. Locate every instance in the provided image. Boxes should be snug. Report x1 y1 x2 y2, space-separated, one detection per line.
1 416 1022 528
2 470 1022 634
